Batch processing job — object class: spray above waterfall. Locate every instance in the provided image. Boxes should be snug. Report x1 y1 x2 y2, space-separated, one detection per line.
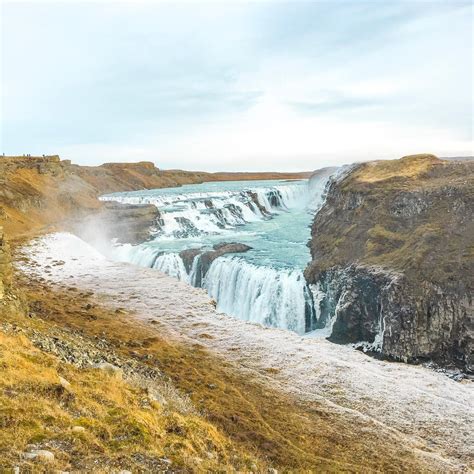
102 175 337 335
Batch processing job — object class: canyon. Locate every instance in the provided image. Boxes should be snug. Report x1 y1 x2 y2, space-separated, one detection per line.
0 154 473 471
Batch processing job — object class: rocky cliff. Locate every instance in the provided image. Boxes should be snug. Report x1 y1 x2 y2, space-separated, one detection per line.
305 155 474 372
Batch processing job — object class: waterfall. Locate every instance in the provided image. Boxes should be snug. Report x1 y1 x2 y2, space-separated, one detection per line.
103 174 340 336
100 183 308 239
153 253 189 282
203 257 312 334
110 244 190 283
110 243 161 267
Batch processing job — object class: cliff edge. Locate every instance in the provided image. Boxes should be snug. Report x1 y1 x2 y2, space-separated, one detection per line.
305 154 474 372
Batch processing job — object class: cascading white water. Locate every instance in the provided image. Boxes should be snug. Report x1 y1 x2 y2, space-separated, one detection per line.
111 243 159 266
203 257 309 334
101 183 307 238
153 253 189 282
104 174 338 335
111 244 189 282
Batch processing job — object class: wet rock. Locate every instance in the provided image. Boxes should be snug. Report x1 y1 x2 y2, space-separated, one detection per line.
200 242 252 275
179 242 252 286
212 242 252 253
179 248 203 273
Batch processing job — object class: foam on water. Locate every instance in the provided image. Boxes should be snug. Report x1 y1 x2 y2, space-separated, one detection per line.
204 257 312 334
103 175 336 334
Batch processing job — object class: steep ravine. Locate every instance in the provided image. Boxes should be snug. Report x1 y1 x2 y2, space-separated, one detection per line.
305 154 474 372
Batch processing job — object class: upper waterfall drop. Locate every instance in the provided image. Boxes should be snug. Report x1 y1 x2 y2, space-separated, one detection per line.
100 181 308 239
102 173 338 335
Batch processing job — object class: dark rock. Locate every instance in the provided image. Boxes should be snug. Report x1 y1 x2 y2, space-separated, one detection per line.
73 201 160 245
249 192 270 216
179 248 203 273
179 242 252 286
212 242 252 253
200 242 252 277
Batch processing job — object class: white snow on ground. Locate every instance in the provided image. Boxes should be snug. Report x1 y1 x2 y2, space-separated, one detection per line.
18 233 474 471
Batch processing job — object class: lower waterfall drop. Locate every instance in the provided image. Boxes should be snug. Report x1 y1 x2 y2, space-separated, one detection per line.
103 174 337 335
203 257 310 334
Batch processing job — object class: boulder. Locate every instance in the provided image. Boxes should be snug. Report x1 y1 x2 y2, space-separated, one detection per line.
92 362 123 378
180 242 252 286
23 450 55 462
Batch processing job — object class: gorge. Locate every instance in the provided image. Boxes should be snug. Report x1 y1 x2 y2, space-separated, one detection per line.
1 154 473 472
99 155 473 372
100 177 328 334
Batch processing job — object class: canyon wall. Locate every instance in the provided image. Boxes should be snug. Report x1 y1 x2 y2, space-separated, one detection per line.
305 155 474 371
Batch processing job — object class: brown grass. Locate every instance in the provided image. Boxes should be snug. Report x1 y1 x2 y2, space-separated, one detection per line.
0 325 267 472
353 154 441 183
0 268 446 473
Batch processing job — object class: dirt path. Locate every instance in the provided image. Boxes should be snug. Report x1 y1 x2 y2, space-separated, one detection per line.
17 232 474 472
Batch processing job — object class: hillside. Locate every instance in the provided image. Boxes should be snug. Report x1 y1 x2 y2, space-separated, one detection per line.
0 155 310 240
1 153 472 470
305 154 474 371
0 226 271 471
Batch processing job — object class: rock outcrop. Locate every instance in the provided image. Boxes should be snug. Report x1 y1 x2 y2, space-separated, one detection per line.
305 155 474 372
180 242 252 286
72 201 160 245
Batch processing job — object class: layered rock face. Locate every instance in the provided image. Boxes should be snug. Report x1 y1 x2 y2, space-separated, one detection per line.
305 155 474 372
0 155 310 241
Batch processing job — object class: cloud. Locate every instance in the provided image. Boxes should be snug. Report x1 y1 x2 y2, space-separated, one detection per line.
1 1 472 169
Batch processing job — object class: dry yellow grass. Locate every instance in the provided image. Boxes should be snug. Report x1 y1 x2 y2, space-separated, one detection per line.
353 154 440 183
0 268 447 473
0 328 264 472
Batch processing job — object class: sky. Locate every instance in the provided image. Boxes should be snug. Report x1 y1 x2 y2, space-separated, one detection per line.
1 0 473 171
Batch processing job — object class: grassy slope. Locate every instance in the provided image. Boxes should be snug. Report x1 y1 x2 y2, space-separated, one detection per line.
0 268 442 472
0 332 260 472
307 154 474 289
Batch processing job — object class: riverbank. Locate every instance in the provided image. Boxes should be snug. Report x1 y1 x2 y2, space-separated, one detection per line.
13 232 474 472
